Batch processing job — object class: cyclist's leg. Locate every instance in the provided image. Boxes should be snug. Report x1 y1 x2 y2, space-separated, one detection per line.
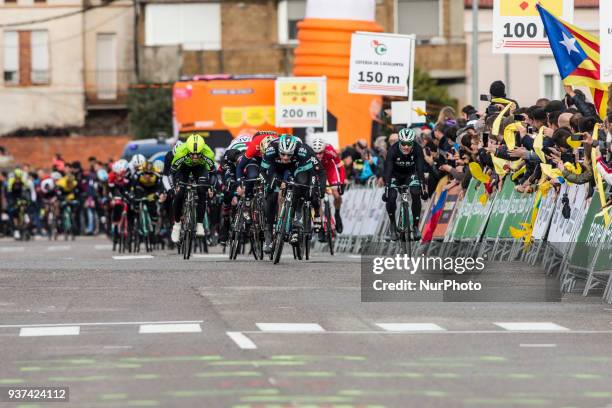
409 175 422 239
244 160 259 200
172 170 189 223
194 167 210 236
384 176 403 240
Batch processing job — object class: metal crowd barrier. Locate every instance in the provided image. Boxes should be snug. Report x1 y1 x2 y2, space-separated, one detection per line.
325 179 612 303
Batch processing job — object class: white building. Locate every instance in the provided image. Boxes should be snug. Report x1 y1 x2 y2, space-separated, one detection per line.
0 0 134 136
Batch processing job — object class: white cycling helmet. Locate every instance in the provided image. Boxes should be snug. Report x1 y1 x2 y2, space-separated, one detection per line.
278 134 299 155
398 128 416 146
129 154 146 172
172 140 183 155
310 137 326 154
112 159 129 174
50 171 62 181
40 178 55 194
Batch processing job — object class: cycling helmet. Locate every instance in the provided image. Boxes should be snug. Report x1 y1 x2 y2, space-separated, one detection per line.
278 134 298 155
172 140 183 155
112 159 129 174
40 178 55 194
96 168 109 182
398 128 416 146
13 168 23 179
152 159 164 174
259 135 277 153
254 130 277 138
51 171 62 181
231 142 247 152
129 154 147 172
310 137 326 154
186 134 205 154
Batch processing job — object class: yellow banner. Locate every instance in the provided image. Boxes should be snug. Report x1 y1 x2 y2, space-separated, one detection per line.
221 107 245 128
500 0 562 17
245 106 266 127
264 106 275 125
279 82 319 105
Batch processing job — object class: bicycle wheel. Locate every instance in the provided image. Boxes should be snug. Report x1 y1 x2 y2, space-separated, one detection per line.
273 204 288 265
325 202 334 256
302 204 311 261
401 201 412 257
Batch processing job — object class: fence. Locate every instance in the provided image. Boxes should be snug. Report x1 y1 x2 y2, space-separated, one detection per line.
320 177 612 304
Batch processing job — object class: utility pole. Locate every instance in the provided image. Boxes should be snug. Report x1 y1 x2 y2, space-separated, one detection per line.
471 0 479 107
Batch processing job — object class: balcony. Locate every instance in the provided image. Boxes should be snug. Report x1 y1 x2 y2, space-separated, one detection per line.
84 69 133 109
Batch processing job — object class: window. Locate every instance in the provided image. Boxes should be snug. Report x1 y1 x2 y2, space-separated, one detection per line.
3 29 50 86
31 30 49 85
539 58 564 100
145 3 221 50
3 31 18 85
278 0 306 44
397 0 440 40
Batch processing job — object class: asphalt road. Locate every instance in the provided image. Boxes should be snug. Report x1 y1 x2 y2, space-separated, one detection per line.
1 236 612 408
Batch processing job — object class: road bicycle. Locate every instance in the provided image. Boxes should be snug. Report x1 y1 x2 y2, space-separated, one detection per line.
272 180 312 264
177 179 210 260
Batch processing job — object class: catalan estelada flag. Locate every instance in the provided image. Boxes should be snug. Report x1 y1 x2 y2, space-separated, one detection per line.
537 4 608 119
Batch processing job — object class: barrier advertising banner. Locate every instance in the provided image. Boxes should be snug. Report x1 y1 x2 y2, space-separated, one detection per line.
492 0 574 54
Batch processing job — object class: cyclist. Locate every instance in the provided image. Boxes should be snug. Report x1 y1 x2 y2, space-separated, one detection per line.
131 160 164 224
56 168 80 236
260 134 320 252
218 139 248 244
7 168 35 239
309 136 346 235
170 133 215 243
382 128 427 241
236 131 278 199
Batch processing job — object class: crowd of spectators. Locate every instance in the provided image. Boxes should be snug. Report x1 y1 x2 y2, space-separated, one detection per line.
341 80 612 208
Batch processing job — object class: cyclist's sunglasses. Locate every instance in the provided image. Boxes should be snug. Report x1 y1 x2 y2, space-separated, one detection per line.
279 153 293 158
399 142 414 147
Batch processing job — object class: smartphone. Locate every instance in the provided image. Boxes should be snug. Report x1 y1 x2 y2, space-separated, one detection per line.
425 147 431 156
577 147 585 161
480 94 491 102
482 131 489 147
527 125 534 134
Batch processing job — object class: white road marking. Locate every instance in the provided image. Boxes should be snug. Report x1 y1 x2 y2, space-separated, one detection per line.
376 323 446 332
94 244 113 250
139 323 202 334
47 245 71 251
0 247 25 253
112 255 154 260
520 343 557 347
494 322 570 331
227 331 257 349
347 255 361 258
256 323 325 333
193 254 227 258
0 320 203 328
19 326 80 337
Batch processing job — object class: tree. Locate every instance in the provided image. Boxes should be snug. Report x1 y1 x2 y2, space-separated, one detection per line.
127 85 173 139
413 68 458 120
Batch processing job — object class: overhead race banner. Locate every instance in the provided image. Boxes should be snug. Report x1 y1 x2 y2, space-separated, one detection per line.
348 32 413 96
275 77 326 128
492 0 574 54
601 0 612 82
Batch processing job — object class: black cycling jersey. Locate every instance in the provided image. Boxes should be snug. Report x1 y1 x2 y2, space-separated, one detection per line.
383 142 426 185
